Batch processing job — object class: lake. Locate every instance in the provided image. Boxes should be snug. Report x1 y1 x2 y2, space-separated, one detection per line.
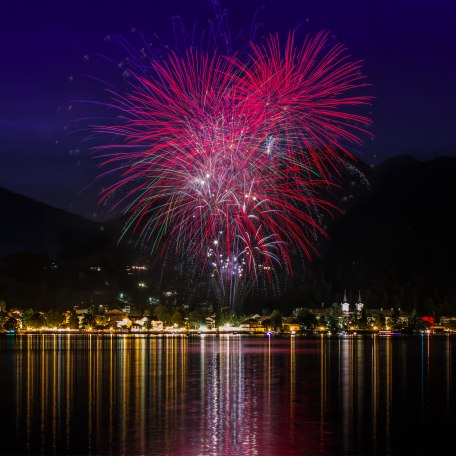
0 334 454 455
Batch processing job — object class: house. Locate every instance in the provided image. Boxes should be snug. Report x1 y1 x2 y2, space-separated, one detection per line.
74 307 90 316
7 310 23 329
121 305 131 315
105 309 130 329
132 316 148 326
131 324 143 332
240 318 265 334
109 315 131 329
74 307 91 327
282 317 300 334
205 316 216 329
149 319 164 331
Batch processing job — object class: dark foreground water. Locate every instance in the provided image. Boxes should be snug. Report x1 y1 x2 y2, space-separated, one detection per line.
0 334 455 455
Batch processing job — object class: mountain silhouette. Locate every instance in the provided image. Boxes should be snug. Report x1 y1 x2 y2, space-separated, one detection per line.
276 155 456 313
1 155 456 314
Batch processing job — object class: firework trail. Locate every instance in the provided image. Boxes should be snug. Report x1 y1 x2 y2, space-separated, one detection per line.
93 29 371 308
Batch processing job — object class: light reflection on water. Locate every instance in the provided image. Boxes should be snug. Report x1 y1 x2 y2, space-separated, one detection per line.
0 334 455 455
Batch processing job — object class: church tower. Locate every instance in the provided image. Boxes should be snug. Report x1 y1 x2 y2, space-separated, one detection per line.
341 290 350 313
355 290 364 312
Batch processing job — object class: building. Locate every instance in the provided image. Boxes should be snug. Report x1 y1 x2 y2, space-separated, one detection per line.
355 291 364 312
240 317 265 334
341 290 350 313
282 317 300 334
121 305 131 315
149 319 164 331
109 316 131 329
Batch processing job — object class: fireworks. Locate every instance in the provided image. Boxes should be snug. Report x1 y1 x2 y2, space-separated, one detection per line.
93 30 371 307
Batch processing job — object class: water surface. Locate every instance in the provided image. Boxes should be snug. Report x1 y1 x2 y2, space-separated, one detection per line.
0 334 454 455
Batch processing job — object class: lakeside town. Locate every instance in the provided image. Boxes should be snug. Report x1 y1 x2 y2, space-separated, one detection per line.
1 252 455 337
1 291 455 336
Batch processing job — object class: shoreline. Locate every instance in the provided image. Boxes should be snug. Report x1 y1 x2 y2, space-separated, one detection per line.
1 330 454 337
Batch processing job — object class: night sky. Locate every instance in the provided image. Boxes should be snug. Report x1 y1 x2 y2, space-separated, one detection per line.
1 0 455 220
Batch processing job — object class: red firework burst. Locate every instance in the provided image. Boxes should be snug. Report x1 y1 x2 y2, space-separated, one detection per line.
93 31 371 294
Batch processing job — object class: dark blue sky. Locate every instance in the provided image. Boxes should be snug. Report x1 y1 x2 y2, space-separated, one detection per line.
1 0 455 220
